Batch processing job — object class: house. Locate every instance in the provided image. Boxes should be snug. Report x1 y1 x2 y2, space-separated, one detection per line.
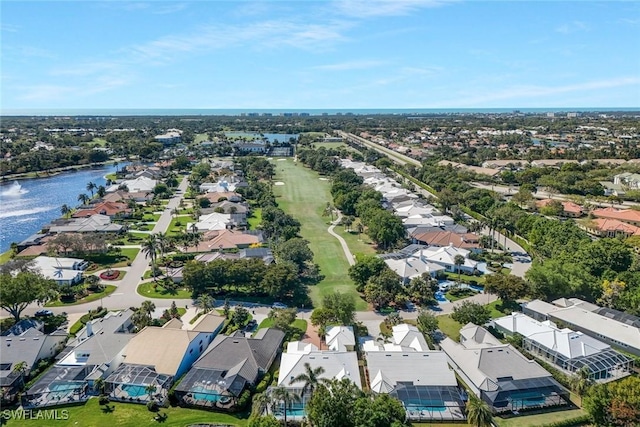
613 172 640 189
411 230 481 252
175 328 285 409
72 201 132 218
481 159 529 170
578 217 640 238
185 229 263 252
155 130 182 145
325 326 356 352
366 351 464 422
492 313 633 380
382 250 446 283
202 191 243 203
233 142 267 153
1 323 67 403
530 159 579 168
31 256 88 286
591 207 640 227
46 214 123 234
275 341 361 420
402 213 455 228
542 304 640 357
239 247 274 264
535 199 583 217
440 324 570 414
106 176 157 193
419 245 479 274
436 160 502 177
362 324 430 353
189 212 234 232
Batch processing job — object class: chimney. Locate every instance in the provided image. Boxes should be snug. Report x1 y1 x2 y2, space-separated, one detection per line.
86 321 93 337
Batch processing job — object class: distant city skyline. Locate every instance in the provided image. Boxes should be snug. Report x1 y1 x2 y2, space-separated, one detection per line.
2 1 639 110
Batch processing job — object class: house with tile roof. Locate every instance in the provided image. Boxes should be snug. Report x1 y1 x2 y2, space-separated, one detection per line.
592 207 640 226
72 201 132 218
535 199 583 217
46 214 123 234
578 217 640 238
411 230 481 252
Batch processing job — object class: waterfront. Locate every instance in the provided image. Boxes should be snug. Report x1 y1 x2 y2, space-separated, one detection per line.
0 164 122 252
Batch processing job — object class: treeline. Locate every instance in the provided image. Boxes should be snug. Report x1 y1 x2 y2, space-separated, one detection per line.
1 147 109 176
298 148 406 249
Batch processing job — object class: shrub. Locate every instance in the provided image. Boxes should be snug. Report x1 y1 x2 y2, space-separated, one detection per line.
235 390 251 411
540 415 592 427
147 401 158 412
255 373 272 394
98 396 110 405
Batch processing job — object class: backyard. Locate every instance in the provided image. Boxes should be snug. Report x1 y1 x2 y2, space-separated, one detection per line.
272 159 367 310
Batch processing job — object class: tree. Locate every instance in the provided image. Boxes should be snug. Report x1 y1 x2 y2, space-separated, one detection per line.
570 366 594 398
142 234 159 281
484 274 529 304
78 193 90 206
145 384 157 402
269 307 297 332
195 294 215 313
416 310 439 338
247 415 280 427
60 204 71 218
539 199 564 216
231 306 250 327
306 379 363 427
290 362 328 396
466 394 493 427
86 181 97 197
270 386 300 427
583 375 640 426
364 269 402 309
94 377 106 396
451 301 490 326
262 263 301 299
310 307 333 345
348 254 387 292
322 292 356 325
97 185 106 198
598 279 626 308
353 393 408 427
275 238 314 274
251 392 273 416
140 300 156 321
454 254 465 285
0 271 57 321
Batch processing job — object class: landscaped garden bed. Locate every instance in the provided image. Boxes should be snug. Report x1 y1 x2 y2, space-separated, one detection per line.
99 269 123 280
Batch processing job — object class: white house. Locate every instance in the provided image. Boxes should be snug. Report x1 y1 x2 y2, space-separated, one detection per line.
362 324 430 353
383 252 445 283
107 176 157 193
325 326 356 352
31 256 88 286
189 212 234 232
420 245 479 274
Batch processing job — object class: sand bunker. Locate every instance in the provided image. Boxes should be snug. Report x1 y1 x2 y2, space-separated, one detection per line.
319 178 329 181
274 182 285 186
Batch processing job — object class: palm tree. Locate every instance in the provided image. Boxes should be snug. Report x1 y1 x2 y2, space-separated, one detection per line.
140 300 156 321
466 394 493 427
454 254 465 285
60 204 71 218
195 294 215 313
113 161 119 174
145 384 157 402
270 386 300 427
251 392 272 416
12 361 28 388
570 366 593 399
323 202 334 222
94 377 106 396
86 181 97 197
78 193 90 206
289 362 327 397
142 235 159 281
97 185 106 198
355 221 364 241
156 233 171 263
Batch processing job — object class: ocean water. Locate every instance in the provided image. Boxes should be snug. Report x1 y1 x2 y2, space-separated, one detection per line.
0 164 122 253
2 108 638 116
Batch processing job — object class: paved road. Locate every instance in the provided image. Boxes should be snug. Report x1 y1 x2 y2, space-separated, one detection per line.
336 131 422 168
477 226 532 278
18 177 192 317
327 212 355 266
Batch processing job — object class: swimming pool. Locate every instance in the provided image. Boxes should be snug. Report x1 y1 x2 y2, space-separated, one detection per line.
190 385 220 402
121 384 148 397
510 391 546 408
406 399 446 412
48 383 76 400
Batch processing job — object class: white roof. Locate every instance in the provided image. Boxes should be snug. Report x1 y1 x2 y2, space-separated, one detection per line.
524 299 561 317
493 313 610 359
384 254 445 281
32 256 85 270
367 351 457 393
363 324 430 353
286 341 318 354
326 326 356 351
190 212 233 231
418 245 477 269
278 346 361 389
549 306 640 351
107 176 157 193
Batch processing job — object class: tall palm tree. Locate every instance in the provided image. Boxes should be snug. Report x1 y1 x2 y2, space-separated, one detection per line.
78 193 90 206
94 377 106 396
289 362 327 397
270 386 300 427
60 204 71 218
140 300 156 321
86 181 97 197
12 361 28 388
570 366 594 398
195 294 215 313
454 254 465 285
251 392 272 416
145 384 157 402
156 233 171 262
466 394 493 427
97 185 106 198
142 235 159 281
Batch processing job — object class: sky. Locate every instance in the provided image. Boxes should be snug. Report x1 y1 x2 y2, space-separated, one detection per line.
2 0 639 110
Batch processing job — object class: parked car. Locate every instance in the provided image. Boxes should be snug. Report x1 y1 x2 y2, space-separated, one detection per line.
271 302 288 309
35 309 54 317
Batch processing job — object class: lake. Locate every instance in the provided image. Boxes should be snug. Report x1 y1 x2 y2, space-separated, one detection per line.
0 164 123 253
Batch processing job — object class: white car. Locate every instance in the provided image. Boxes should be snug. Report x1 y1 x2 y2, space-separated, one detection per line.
271 302 288 309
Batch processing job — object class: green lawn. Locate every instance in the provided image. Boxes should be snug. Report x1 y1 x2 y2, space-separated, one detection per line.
142 213 161 222
194 133 210 143
333 227 376 256
485 299 521 319
248 207 262 230
443 271 485 285
167 216 188 236
90 137 108 147
258 317 307 332
494 408 587 427
0 249 13 265
119 247 140 261
46 285 117 307
437 314 463 341
5 397 248 427
273 159 367 310
137 282 192 299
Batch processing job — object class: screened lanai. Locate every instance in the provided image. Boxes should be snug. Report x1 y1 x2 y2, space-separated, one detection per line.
389 384 466 422
22 366 92 408
106 364 172 404
524 338 633 381
481 376 570 414
174 368 241 408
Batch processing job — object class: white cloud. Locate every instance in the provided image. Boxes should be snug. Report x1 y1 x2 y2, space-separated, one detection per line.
313 59 386 71
556 21 589 34
334 0 454 18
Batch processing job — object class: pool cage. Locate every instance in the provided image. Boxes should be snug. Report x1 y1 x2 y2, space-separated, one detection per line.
389 384 466 422
481 377 571 414
174 367 243 409
523 338 633 381
105 364 172 404
22 365 92 408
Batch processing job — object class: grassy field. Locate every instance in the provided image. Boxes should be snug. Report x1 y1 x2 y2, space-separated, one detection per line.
0 250 13 264
248 207 262 230
333 227 376 256
494 408 587 427
437 314 463 341
4 398 248 427
193 133 210 143
137 282 192 299
273 159 367 310
46 285 117 307
167 216 188 235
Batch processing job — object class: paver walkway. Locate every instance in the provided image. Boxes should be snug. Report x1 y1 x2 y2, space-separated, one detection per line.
327 211 355 266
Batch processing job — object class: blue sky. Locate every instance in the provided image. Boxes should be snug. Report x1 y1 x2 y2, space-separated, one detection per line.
2 0 639 109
